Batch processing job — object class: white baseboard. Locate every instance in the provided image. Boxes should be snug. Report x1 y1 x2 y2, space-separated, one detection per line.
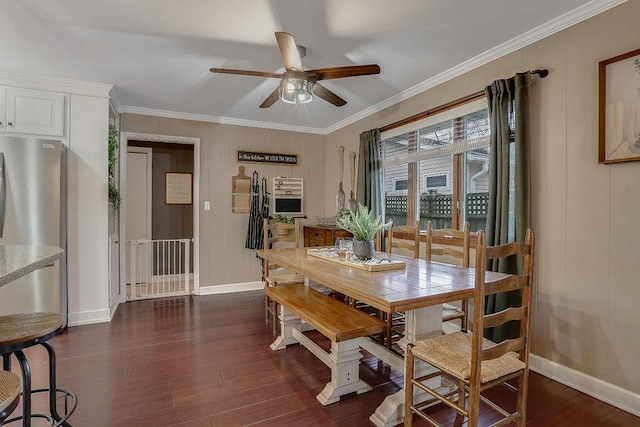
529 354 640 417
67 309 112 327
198 281 264 295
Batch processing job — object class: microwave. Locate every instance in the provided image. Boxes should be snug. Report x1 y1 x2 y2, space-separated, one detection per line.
272 177 304 215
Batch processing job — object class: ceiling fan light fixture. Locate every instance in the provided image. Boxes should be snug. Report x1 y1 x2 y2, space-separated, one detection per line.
280 77 313 104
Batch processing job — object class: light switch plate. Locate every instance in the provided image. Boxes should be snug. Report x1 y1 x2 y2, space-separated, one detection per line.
204 201 211 211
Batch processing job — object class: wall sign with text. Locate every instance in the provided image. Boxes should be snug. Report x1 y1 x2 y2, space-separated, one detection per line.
165 172 193 205
237 150 298 165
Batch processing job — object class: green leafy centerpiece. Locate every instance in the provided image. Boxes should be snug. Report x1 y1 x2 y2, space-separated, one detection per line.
336 203 392 259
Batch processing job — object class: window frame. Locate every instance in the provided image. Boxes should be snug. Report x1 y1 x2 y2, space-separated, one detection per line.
381 97 488 231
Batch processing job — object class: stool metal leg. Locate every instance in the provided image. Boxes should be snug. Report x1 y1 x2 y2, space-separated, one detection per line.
14 350 32 427
3 351 50 427
1 347 75 427
42 342 76 427
2 353 10 371
42 342 72 427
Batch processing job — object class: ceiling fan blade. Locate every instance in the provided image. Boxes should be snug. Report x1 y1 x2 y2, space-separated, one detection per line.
312 82 347 107
308 64 380 80
259 87 280 108
209 68 283 79
275 32 303 71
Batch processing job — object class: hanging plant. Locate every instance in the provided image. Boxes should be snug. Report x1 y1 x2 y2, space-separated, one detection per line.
108 124 121 213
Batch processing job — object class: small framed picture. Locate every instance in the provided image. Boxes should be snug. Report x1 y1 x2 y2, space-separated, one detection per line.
598 48 640 164
165 172 192 205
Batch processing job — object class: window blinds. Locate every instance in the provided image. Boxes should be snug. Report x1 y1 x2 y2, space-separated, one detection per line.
381 98 489 167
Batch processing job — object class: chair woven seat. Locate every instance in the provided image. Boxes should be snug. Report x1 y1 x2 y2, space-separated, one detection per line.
442 303 464 321
0 371 20 422
412 331 525 383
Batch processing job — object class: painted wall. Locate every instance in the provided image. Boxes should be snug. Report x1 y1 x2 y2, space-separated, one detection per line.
324 0 640 406
119 115 325 287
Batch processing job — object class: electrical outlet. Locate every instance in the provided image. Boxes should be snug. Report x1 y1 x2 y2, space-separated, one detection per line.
204 201 211 211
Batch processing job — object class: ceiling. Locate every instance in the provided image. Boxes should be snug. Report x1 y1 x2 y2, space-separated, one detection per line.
0 0 623 133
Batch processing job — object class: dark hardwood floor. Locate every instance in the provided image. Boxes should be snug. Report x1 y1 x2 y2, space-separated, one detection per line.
7 291 639 426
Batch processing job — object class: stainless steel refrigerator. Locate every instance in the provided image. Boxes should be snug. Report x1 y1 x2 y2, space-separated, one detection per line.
0 136 67 325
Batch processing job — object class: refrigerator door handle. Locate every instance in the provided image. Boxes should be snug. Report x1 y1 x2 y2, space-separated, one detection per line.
0 152 5 237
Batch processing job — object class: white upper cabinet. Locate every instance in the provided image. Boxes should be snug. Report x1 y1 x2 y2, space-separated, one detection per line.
0 87 6 132
1 86 65 137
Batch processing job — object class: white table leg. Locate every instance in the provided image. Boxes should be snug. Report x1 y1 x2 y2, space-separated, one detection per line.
270 305 302 351
316 339 372 406
370 305 444 427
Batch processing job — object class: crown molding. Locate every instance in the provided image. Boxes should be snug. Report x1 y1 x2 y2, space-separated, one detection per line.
109 90 122 115
324 0 628 134
0 70 112 98
119 105 326 135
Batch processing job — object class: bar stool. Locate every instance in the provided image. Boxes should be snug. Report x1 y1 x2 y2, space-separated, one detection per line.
0 370 21 422
0 312 77 426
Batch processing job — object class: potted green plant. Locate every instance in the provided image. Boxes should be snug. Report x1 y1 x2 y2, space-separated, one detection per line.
108 124 121 213
336 203 392 259
273 214 294 235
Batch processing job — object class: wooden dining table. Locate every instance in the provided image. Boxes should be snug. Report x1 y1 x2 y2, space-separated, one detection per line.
257 246 507 427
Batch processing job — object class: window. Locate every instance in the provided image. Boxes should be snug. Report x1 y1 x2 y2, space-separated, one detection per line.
425 173 448 189
381 98 489 232
395 179 408 191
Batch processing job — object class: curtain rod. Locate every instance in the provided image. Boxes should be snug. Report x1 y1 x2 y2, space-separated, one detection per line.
379 69 549 134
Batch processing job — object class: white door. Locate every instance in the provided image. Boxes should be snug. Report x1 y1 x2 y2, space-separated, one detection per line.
126 147 153 285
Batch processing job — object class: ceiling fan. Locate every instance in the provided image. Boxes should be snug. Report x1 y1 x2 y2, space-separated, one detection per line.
209 32 380 108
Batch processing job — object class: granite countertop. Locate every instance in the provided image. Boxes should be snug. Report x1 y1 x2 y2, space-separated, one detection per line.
0 245 64 287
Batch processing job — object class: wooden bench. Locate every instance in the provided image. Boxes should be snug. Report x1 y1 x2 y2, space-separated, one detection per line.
266 284 386 405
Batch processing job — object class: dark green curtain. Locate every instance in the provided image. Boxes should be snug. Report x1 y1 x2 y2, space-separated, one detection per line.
484 72 531 342
356 129 384 219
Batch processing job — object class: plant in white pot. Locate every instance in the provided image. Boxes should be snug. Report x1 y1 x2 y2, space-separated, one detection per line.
336 203 392 259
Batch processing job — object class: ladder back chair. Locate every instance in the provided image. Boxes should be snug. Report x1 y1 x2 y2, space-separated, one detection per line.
344 229 384 316
263 218 305 333
384 221 421 348
405 228 536 427
387 221 421 259
425 221 473 332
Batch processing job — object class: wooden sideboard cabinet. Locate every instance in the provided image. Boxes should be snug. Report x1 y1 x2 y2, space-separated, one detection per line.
303 226 352 247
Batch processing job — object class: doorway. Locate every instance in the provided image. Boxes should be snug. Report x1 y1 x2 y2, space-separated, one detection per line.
126 147 153 287
118 133 200 304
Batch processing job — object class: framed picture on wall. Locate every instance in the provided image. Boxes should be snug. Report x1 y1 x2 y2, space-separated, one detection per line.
598 47 640 164
165 172 193 205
